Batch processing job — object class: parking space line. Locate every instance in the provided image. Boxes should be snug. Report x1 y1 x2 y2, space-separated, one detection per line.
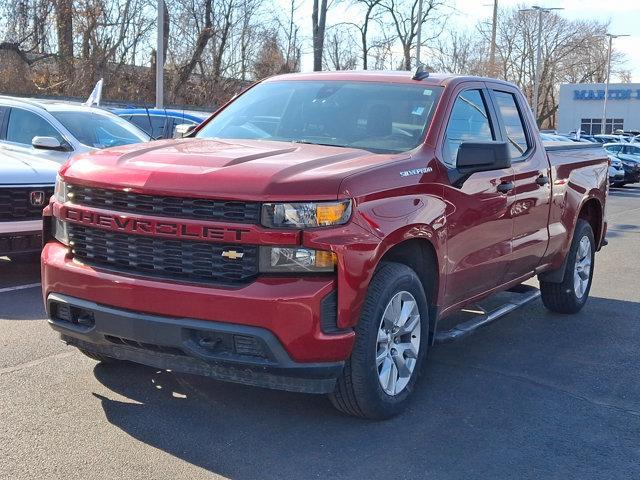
0 283 41 294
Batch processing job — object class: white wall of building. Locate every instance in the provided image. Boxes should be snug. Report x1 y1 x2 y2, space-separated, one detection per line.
557 83 640 134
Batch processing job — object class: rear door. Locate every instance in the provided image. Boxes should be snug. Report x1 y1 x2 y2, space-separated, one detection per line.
441 85 515 306
488 86 552 281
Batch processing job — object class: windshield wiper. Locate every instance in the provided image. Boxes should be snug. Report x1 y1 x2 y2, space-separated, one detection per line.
292 140 347 149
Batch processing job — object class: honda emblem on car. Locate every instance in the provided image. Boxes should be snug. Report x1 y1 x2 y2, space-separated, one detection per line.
221 250 244 260
30 191 45 206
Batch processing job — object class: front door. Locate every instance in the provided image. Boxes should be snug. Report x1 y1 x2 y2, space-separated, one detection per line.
1 107 72 163
441 86 515 306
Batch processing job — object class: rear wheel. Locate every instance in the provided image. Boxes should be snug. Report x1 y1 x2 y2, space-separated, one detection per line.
330 262 429 419
540 219 595 314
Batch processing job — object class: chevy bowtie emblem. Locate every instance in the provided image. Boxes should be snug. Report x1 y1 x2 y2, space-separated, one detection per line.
221 250 244 260
30 191 45 206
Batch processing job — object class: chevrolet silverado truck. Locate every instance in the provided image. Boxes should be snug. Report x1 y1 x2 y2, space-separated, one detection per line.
1 150 57 257
42 72 608 419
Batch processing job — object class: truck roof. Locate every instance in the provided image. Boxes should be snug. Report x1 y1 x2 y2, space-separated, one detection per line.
263 71 518 89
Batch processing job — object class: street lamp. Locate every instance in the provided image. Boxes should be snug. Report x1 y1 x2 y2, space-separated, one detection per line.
519 5 564 124
155 0 165 109
416 0 423 67
602 33 630 134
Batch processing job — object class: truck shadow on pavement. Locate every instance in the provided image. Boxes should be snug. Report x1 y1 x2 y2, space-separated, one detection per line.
91 296 640 480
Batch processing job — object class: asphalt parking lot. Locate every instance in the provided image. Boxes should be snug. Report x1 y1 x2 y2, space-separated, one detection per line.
1 187 639 480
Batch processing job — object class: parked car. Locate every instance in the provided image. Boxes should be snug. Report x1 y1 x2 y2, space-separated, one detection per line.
112 108 209 139
603 143 640 186
0 96 150 164
608 156 626 186
43 71 609 419
540 133 583 142
1 150 58 258
592 134 629 144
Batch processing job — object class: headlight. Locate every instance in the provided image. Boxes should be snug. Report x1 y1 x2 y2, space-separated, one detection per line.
54 176 69 203
52 218 70 246
259 247 336 273
261 200 351 228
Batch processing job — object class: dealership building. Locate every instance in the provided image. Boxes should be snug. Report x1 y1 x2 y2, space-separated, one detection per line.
557 83 640 135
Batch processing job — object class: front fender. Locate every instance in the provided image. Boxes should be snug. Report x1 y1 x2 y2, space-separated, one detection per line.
304 194 447 329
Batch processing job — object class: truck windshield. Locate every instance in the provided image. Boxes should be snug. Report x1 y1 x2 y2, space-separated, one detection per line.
196 81 443 154
52 110 150 149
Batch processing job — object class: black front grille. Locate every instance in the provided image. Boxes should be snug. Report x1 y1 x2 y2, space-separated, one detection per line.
68 224 259 284
68 185 261 224
0 187 53 221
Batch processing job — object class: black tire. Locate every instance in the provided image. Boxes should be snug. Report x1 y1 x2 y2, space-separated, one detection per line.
612 182 626 188
77 348 122 364
329 262 430 419
540 219 595 314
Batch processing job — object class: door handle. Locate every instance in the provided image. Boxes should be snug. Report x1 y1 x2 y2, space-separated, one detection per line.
497 181 514 193
536 175 549 186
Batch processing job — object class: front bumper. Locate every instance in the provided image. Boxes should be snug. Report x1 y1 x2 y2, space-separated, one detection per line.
47 293 344 393
42 241 355 375
0 220 43 255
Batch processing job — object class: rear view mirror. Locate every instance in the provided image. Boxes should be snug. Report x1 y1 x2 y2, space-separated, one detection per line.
449 141 511 187
174 124 196 138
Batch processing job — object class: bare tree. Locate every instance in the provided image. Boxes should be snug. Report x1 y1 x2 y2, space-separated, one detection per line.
312 0 328 71
54 0 74 82
323 27 358 70
347 0 383 70
171 0 212 100
381 0 448 70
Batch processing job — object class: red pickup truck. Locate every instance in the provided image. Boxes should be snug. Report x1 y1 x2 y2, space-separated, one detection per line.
42 71 608 419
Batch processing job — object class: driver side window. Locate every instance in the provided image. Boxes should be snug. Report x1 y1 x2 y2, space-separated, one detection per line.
6 108 64 146
444 90 494 166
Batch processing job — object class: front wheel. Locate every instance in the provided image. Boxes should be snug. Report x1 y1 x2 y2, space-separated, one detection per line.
540 219 595 314
329 262 429 419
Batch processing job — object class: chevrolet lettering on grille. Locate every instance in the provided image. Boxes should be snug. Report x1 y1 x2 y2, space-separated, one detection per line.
63 207 251 242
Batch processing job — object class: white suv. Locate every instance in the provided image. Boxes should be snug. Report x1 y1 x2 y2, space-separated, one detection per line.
0 96 150 164
1 150 59 257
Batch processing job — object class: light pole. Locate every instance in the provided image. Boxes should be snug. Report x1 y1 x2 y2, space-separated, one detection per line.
155 0 164 109
489 0 498 77
602 33 629 134
415 0 423 67
519 5 563 125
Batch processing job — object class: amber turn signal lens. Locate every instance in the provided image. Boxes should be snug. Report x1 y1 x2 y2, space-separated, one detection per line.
316 203 348 226
314 250 337 268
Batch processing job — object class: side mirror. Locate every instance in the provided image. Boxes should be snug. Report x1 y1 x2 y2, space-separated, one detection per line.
174 124 196 138
449 141 511 187
32 136 68 151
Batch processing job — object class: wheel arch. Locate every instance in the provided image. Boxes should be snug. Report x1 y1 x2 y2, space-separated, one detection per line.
375 237 441 341
578 196 604 250
539 194 603 284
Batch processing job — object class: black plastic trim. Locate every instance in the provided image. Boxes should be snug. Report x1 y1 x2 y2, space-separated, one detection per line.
47 293 344 394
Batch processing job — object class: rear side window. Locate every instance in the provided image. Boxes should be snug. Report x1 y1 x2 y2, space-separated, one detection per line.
607 145 622 154
444 89 494 166
129 115 166 138
492 91 529 158
6 108 64 145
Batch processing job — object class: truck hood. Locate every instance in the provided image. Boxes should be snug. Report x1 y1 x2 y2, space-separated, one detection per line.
60 138 404 201
1 150 60 185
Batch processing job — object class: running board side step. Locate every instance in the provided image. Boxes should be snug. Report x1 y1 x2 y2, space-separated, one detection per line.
434 285 541 344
